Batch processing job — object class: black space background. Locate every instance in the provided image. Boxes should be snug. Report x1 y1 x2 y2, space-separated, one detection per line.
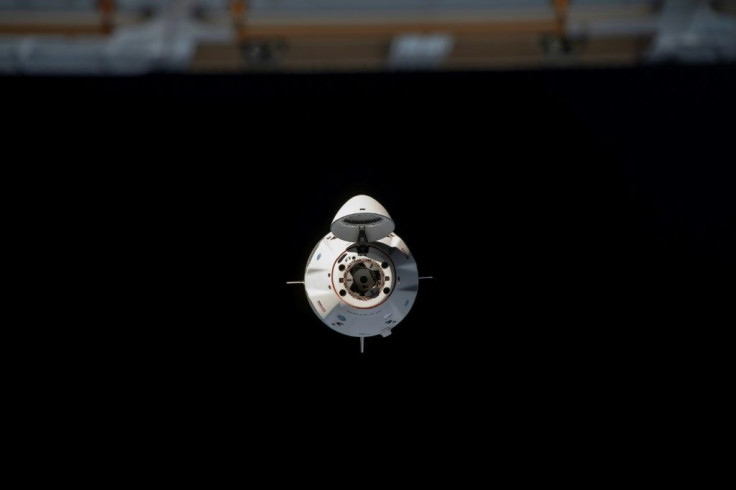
6 66 734 416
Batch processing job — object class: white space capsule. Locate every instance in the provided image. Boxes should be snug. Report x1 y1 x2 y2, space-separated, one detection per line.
292 195 420 352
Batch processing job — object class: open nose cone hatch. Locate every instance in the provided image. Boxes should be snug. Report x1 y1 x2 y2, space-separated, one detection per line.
330 195 395 243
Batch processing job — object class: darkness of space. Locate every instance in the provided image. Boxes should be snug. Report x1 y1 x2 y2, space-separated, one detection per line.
7 65 733 406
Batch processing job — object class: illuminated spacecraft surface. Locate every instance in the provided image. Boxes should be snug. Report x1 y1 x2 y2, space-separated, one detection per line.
289 195 424 352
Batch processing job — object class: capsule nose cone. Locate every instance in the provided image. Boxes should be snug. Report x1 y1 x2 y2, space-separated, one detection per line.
331 195 395 242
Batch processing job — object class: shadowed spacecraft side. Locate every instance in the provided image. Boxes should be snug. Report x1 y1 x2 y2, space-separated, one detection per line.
288 195 427 352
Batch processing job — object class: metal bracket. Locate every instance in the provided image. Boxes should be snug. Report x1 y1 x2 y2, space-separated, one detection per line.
357 226 369 254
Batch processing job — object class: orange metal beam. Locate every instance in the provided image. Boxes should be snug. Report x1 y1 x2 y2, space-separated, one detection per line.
238 20 558 41
0 1 117 36
553 0 570 38
0 24 108 35
98 0 116 35
231 0 248 26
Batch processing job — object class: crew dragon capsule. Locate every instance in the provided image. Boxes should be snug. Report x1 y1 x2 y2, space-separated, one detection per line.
289 195 425 352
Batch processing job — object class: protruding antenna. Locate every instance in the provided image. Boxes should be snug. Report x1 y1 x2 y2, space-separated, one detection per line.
286 281 304 285
419 276 434 280
360 336 364 354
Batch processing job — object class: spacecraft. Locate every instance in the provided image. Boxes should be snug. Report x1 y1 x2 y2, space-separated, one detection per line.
289 195 426 352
